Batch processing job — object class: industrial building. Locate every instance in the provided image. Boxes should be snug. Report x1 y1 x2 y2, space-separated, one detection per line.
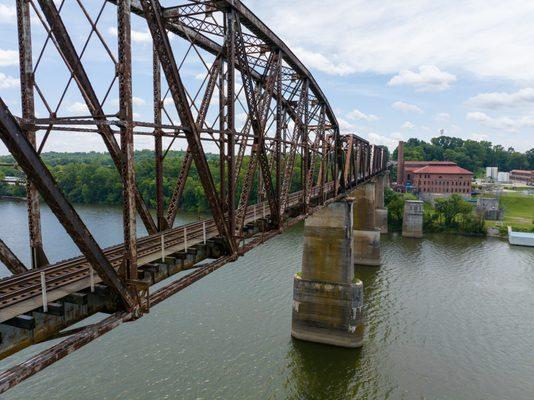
396 141 473 196
510 170 534 185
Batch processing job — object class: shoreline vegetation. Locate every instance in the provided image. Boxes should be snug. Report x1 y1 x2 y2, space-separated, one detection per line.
0 148 531 238
385 187 534 238
0 150 304 213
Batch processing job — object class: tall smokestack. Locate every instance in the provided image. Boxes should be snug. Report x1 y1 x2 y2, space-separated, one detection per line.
397 141 405 186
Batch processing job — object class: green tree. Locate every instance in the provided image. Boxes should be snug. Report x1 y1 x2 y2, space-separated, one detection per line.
434 194 473 226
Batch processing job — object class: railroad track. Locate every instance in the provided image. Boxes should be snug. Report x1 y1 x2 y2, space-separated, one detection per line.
0 184 333 321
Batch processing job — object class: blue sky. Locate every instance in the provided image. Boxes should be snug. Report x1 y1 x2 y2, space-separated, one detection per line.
0 0 533 154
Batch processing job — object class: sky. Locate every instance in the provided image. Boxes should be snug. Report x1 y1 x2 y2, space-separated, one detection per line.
0 0 534 154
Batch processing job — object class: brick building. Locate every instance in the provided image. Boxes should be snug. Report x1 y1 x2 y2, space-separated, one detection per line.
411 164 473 195
510 170 534 185
396 141 473 196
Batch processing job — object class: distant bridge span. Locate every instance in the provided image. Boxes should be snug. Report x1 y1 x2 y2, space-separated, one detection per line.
0 0 387 392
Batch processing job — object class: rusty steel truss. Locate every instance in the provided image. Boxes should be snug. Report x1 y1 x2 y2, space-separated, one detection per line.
0 0 388 393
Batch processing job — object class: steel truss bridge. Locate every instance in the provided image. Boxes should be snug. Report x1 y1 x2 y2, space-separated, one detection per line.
0 0 387 393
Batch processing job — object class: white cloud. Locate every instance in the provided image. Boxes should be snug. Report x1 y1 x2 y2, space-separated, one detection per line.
466 111 534 132
67 102 89 114
0 4 15 24
434 112 450 122
367 132 403 150
388 65 456 92
346 109 379 122
450 124 462 134
402 121 414 129
391 101 422 113
132 96 146 106
108 27 151 43
250 0 534 82
467 88 534 109
338 117 357 133
470 133 488 141
294 47 353 76
0 49 18 67
0 73 19 89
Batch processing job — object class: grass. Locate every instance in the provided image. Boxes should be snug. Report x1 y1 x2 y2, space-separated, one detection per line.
486 192 534 231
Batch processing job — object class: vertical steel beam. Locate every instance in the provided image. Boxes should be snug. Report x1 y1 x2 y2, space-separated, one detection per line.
0 238 28 275
335 127 344 194
319 126 327 202
226 11 236 237
219 53 226 212
0 100 136 310
16 0 49 269
140 0 235 254
274 51 283 226
117 0 137 281
301 80 309 212
153 48 166 231
343 136 353 186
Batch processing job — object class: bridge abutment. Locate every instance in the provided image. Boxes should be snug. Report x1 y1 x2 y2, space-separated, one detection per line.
291 199 364 348
402 200 424 238
352 181 381 266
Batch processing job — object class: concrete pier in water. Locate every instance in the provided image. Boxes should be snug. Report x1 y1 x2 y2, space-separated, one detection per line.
402 200 424 238
352 181 381 266
291 199 364 348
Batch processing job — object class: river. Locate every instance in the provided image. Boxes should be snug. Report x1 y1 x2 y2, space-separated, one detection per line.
1 200 533 399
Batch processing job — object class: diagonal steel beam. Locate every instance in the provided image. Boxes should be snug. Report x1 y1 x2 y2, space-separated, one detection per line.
36 0 158 235
0 238 28 275
0 99 136 311
305 107 325 206
234 21 279 225
166 55 222 228
234 52 279 231
140 0 235 254
280 81 307 217
108 1 302 126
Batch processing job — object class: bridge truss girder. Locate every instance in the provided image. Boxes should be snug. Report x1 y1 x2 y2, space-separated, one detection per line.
0 0 388 392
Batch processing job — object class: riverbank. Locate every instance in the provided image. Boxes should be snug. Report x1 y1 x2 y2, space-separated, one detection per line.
385 188 533 238
485 191 534 233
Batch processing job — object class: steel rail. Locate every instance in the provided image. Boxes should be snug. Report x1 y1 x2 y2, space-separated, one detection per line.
0 183 334 320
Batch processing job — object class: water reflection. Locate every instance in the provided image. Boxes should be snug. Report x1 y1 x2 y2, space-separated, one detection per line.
284 339 362 400
1 201 534 399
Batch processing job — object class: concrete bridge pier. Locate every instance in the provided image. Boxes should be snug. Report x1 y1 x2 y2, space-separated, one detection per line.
352 182 381 266
402 200 424 238
375 173 389 234
291 199 364 348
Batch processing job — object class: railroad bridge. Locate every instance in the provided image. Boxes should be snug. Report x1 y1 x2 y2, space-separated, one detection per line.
0 0 388 393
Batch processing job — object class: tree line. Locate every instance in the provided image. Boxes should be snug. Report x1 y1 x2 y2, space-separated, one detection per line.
392 135 534 175
0 150 304 212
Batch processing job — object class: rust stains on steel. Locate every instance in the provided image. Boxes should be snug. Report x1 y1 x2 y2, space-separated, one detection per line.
0 238 28 275
139 0 236 254
0 197 342 394
0 100 137 312
0 0 389 394
36 0 158 235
